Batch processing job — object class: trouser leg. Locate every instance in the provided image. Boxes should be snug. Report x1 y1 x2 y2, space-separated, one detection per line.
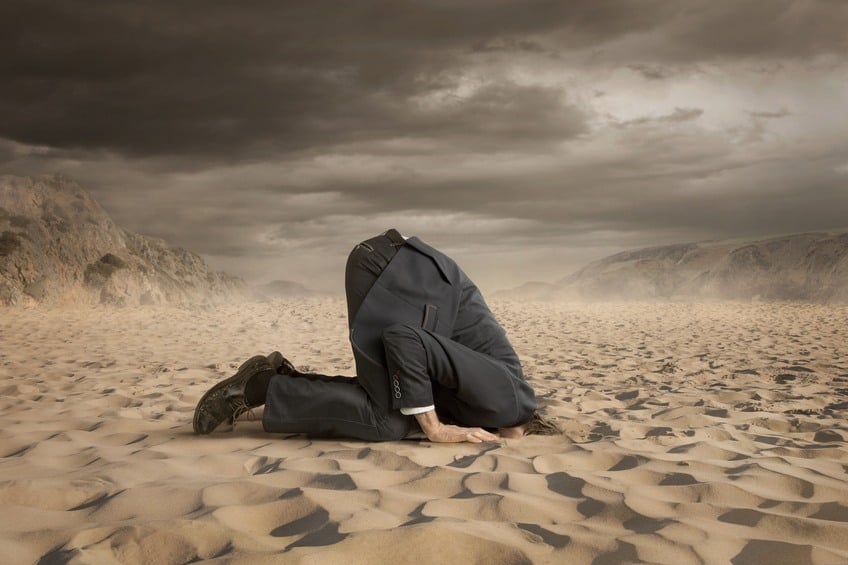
262 374 410 440
382 323 536 429
263 231 410 441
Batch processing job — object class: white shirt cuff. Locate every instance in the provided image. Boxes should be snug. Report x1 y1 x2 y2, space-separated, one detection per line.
400 405 435 416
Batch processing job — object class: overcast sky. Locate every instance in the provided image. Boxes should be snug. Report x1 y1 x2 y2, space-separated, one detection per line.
2 1 847 292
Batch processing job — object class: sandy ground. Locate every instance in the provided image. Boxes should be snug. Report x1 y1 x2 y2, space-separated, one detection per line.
1 298 847 564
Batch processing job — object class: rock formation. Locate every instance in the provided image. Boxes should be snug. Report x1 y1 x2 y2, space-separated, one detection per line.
0 174 246 306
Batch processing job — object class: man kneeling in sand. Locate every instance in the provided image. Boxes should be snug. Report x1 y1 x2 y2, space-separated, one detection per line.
193 229 559 443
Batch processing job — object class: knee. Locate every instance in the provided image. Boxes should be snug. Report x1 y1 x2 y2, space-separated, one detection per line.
375 414 412 441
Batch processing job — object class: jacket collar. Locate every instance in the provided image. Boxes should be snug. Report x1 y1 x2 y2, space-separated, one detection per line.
403 237 455 285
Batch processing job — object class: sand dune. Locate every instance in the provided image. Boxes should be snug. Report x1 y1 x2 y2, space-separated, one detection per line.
1 298 847 564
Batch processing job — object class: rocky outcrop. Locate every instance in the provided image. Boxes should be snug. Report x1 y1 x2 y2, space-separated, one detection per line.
0 174 246 306
499 231 848 302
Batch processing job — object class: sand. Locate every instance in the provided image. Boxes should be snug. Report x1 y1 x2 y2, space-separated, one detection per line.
1 298 847 564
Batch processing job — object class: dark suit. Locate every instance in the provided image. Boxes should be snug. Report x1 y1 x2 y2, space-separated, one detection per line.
262 229 536 441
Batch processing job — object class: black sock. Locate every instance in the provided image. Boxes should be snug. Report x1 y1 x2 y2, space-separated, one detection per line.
244 370 273 406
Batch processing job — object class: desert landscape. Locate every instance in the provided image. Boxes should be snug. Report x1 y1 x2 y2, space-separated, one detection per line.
1 297 846 564
5 1 848 563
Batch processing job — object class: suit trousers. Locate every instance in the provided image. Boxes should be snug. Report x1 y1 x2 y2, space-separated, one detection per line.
262 231 532 441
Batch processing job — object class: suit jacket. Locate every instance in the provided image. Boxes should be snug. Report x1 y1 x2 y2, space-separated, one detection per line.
349 235 533 424
349 236 460 395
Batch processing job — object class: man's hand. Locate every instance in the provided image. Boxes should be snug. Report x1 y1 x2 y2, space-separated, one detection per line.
414 410 499 443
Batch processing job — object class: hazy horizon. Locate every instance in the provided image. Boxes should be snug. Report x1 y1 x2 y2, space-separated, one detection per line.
3 2 848 293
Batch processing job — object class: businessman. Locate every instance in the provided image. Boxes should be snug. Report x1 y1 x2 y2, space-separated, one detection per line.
193 229 557 443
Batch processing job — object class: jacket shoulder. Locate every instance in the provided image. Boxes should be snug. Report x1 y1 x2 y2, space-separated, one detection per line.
403 237 461 286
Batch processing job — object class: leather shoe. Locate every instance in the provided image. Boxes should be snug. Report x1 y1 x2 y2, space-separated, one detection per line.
193 355 276 434
266 351 297 375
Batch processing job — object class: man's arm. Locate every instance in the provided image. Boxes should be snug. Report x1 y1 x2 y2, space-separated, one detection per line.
414 409 499 443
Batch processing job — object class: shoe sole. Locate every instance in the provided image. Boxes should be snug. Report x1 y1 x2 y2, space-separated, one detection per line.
193 355 270 434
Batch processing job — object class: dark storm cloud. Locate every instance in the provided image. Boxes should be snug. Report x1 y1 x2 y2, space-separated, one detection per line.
617 107 704 127
749 109 791 119
281 104 848 240
626 64 678 81
574 0 848 69
3 1 848 290
656 0 848 61
5 1 845 162
0 0 654 160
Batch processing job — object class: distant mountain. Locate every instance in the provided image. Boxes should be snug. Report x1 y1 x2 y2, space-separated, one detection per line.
0 174 246 306
497 231 848 302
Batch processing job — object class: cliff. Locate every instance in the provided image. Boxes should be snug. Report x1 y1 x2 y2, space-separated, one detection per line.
0 174 246 306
